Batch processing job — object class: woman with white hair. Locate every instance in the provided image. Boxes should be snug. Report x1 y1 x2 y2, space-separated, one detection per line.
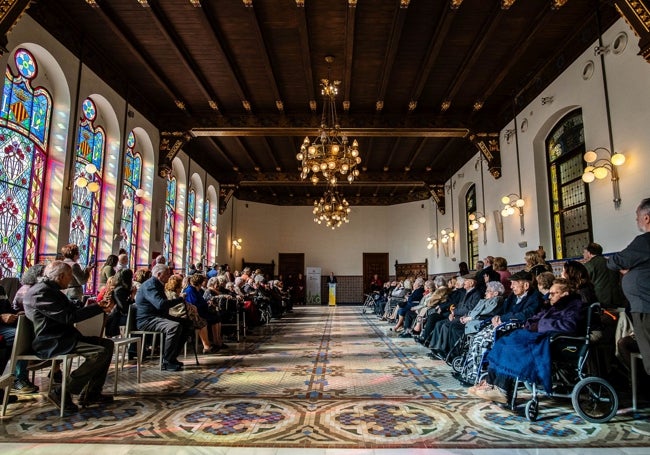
392 277 425 333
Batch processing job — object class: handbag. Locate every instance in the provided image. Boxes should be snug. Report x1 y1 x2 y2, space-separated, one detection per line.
169 302 188 318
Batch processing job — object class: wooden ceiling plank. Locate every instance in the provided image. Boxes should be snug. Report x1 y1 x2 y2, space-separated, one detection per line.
245 6 283 106
342 3 356 107
262 137 281 170
296 5 316 103
198 0 250 103
384 137 402 169
406 137 428 169
376 3 409 106
408 7 456 105
443 5 504 105
233 137 259 169
92 1 185 108
146 1 219 109
207 137 236 169
477 4 552 106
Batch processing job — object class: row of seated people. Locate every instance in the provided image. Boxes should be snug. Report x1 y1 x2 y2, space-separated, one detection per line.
371 259 637 407
0 256 293 413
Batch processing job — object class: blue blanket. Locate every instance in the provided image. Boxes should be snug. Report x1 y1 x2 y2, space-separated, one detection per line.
487 329 553 392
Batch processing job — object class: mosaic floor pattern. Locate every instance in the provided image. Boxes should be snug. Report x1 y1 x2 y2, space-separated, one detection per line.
0 306 648 449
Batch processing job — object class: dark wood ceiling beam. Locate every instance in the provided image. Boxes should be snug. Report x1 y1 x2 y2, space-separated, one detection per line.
207 137 236 169
375 3 409 110
295 4 316 106
223 170 440 186
91 0 185 109
477 4 552 107
384 138 402 170
408 7 456 108
261 138 282 171
145 1 219 111
235 188 433 206
342 2 357 108
233 137 258 169
427 138 457 168
192 126 469 138
442 4 504 107
198 0 250 104
405 138 428 170
245 5 283 109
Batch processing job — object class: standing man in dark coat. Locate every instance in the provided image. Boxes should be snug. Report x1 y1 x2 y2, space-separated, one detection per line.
135 264 191 371
24 261 114 412
608 198 650 377
583 242 627 310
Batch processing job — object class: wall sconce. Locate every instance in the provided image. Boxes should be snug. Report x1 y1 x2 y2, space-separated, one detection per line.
468 211 487 234
426 235 439 257
440 227 455 256
74 163 100 193
581 147 624 208
122 188 146 212
232 238 242 250
501 193 525 234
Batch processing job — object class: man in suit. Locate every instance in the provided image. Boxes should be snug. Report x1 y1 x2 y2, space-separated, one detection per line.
23 261 114 412
135 264 191 371
326 272 337 284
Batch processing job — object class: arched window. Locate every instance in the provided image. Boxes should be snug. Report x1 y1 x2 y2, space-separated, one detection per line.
0 49 51 277
185 188 196 271
202 198 210 263
162 174 177 266
119 131 143 268
465 184 479 270
69 98 105 289
546 109 592 259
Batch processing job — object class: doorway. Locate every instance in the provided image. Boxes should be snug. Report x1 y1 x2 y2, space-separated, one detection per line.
363 253 389 295
278 253 305 284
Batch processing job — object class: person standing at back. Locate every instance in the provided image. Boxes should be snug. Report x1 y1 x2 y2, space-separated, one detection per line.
607 198 650 378
583 242 627 310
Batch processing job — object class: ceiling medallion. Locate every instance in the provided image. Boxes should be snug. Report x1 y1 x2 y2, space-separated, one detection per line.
313 185 351 229
297 57 361 185
441 100 451 112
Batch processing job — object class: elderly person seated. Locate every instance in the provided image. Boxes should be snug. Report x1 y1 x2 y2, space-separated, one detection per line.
393 278 424 333
23 261 114 412
456 270 544 385
135 264 192 371
183 273 227 352
428 274 487 358
469 278 587 403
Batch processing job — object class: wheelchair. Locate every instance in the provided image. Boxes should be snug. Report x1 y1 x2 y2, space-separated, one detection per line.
361 291 382 314
510 302 619 423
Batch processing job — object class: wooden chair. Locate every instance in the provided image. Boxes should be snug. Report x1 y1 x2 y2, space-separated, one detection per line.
0 373 13 417
126 304 164 370
2 316 81 417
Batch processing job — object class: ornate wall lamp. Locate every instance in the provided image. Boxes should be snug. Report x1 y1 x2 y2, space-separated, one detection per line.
501 193 525 234
440 227 456 256
581 148 625 210
232 238 243 250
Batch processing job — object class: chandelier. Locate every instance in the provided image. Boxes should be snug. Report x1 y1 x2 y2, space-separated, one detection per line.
297 57 361 185
313 186 351 229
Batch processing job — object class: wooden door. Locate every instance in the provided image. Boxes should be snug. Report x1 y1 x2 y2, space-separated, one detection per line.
363 253 389 295
278 253 305 283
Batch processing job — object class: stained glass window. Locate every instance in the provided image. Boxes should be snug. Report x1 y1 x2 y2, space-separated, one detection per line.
0 49 50 277
546 109 592 259
203 198 210 263
162 175 176 266
465 184 479 270
69 97 105 293
119 131 142 268
185 188 196 271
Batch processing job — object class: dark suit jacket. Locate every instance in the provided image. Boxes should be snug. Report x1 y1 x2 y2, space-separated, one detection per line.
135 276 183 327
23 279 103 358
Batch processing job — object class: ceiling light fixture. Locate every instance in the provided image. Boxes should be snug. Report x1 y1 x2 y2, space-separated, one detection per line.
297 56 361 186
313 185 351 229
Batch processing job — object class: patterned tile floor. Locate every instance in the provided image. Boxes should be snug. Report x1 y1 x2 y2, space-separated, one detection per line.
0 306 648 454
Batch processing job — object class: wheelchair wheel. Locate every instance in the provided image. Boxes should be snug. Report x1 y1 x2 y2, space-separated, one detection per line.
451 356 464 373
571 376 619 423
525 399 539 422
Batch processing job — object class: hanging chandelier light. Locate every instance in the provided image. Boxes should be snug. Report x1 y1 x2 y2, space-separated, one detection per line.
297 56 361 185
313 185 351 229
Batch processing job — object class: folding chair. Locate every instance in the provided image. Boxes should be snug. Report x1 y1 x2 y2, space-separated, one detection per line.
2 316 81 417
126 304 164 370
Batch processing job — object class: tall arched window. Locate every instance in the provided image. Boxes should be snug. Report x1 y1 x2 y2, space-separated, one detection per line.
0 49 51 277
185 188 196 271
546 109 592 259
465 184 479 270
69 98 105 286
119 131 143 268
202 198 210 263
162 174 177 266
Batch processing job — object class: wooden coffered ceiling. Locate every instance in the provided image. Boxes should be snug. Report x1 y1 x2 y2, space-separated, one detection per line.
25 0 619 209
